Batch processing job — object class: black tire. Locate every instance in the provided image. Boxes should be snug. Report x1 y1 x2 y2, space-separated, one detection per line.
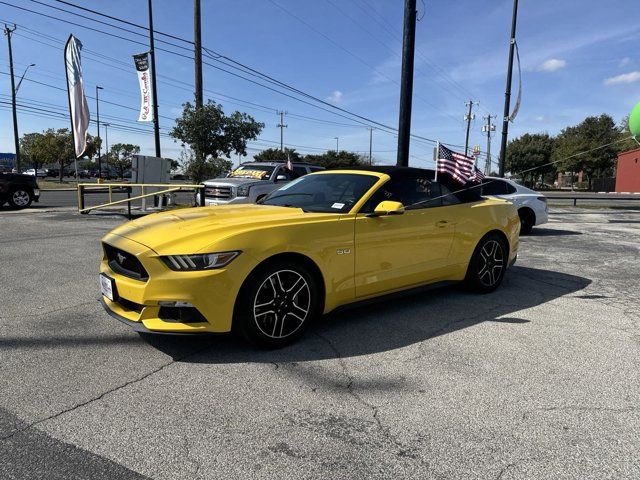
518 208 535 235
234 260 320 348
8 187 33 209
464 232 508 293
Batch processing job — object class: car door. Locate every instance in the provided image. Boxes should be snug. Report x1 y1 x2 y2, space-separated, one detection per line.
353 174 456 298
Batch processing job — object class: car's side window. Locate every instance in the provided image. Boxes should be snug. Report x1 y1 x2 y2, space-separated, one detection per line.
482 180 509 196
363 176 441 212
292 166 307 177
439 183 462 206
506 183 517 194
275 168 299 181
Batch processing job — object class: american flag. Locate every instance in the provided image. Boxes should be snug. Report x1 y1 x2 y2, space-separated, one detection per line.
436 144 475 184
472 166 485 182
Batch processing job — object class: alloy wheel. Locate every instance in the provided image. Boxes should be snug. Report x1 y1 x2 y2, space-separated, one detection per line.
12 190 30 207
253 269 311 339
477 240 504 287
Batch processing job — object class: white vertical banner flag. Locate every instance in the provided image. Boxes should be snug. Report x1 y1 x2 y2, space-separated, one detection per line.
133 53 153 122
64 35 90 157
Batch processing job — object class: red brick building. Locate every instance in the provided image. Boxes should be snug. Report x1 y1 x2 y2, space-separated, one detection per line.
615 147 640 193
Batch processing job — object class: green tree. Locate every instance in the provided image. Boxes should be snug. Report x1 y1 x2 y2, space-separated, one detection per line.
20 132 46 174
552 114 620 187
21 129 100 181
253 147 301 163
505 133 556 185
170 100 264 183
178 149 233 183
302 150 367 168
109 143 140 179
617 115 639 152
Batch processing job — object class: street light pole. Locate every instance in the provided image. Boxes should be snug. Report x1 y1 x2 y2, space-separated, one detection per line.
334 137 339 153
95 85 103 179
15 63 35 94
368 127 373 165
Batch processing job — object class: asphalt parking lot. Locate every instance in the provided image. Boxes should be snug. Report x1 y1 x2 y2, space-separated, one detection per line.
1 207 638 479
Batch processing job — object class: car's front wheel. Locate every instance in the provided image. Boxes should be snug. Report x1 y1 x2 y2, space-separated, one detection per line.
464 233 508 293
8 188 33 209
235 261 319 347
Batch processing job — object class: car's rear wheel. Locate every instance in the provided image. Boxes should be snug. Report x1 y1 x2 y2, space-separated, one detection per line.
518 208 535 235
464 233 508 293
235 261 319 347
8 188 33 209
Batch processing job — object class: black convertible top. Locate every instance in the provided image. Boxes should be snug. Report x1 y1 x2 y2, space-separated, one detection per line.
333 165 482 203
339 165 435 180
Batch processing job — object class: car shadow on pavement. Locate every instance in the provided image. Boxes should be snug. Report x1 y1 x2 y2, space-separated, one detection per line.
527 228 582 236
142 266 591 363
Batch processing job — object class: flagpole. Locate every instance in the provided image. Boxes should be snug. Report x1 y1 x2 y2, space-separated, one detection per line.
433 141 439 182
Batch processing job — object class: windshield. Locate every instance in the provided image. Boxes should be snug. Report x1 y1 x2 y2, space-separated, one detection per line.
228 165 275 180
262 173 379 213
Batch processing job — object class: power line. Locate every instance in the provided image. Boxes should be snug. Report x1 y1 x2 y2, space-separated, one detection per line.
26 0 461 144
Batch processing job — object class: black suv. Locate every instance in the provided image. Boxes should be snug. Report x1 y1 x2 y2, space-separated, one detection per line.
0 172 40 209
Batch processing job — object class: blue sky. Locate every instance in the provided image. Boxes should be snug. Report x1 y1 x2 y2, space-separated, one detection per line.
1 0 639 169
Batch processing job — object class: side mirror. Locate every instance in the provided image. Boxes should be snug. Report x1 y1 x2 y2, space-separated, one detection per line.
367 200 405 217
275 174 288 182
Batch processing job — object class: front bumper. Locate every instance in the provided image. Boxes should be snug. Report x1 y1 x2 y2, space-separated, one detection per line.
99 233 251 334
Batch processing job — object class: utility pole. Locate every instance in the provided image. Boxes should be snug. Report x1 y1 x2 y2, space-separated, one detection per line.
276 110 287 151
194 0 203 110
4 24 20 172
334 137 339 153
498 0 519 177
148 0 161 158
464 100 476 157
482 115 496 175
396 0 416 167
96 85 103 179
368 127 373 165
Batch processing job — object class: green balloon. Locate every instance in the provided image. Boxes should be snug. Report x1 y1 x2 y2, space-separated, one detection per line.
630 101 640 137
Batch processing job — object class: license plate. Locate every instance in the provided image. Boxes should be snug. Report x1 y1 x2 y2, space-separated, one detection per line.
100 273 117 301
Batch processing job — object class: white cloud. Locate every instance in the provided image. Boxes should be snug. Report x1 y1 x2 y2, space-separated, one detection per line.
326 90 343 103
619 57 631 67
603 71 640 86
535 115 546 122
538 59 566 72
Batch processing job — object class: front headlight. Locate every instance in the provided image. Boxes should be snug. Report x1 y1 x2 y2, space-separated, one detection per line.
161 251 241 271
236 185 250 197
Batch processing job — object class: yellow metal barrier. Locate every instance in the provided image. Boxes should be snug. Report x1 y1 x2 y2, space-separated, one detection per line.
77 183 206 217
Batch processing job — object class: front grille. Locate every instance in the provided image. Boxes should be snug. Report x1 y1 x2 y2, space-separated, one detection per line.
103 243 149 281
205 185 233 200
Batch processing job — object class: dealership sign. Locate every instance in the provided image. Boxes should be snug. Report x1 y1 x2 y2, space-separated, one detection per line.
133 53 153 122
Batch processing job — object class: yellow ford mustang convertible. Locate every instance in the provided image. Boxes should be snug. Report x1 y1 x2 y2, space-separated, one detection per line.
100 167 519 346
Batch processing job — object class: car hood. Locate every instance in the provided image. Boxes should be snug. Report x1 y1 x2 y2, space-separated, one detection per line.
107 204 328 255
203 177 267 187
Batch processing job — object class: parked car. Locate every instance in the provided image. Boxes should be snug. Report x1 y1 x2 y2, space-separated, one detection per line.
0 171 40 209
198 162 324 206
99 166 520 347
23 168 47 178
479 177 548 234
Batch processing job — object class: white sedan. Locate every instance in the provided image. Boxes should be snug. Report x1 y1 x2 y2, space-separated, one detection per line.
23 169 47 178
480 177 548 234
